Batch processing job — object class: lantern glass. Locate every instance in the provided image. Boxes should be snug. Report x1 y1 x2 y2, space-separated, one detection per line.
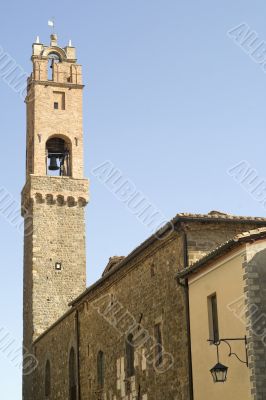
210 363 228 383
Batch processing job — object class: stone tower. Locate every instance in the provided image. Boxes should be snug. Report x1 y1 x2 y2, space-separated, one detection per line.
22 34 89 394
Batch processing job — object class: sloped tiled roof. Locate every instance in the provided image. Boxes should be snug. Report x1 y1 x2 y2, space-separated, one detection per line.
174 210 266 222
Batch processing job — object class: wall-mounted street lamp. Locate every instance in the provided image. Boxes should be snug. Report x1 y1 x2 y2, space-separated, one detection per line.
208 337 248 383
210 361 228 383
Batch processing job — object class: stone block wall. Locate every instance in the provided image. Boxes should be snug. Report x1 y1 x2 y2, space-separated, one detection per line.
78 233 187 400
33 232 188 400
244 240 266 400
184 221 262 266
23 175 88 343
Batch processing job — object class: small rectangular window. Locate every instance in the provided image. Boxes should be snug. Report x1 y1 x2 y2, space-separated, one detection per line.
208 293 219 343
154 323 163 367
55 262 62 270
53 91 65 110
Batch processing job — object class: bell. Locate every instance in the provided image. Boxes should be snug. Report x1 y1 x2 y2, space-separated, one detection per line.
49 156 59 171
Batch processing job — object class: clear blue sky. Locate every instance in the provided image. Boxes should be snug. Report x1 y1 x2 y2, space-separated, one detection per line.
1 0 266 397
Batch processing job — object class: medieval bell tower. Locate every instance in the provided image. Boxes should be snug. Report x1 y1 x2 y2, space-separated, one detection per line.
22 34 89 354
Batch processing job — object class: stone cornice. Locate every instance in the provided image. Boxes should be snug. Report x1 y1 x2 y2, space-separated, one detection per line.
21 175 89 215
29 80 84 90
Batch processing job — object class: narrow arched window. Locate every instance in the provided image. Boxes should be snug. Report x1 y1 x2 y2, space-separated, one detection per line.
44 360 51 397
69 348 77 400
46 137 71 177
97 351 104 388
126 333 135 377
48 52 60 81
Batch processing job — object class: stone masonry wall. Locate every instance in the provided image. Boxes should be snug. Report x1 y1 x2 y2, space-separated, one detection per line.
243 240 266 400
33 232 188 400
23 175 88 343
33 310 77 400
184 221 262 265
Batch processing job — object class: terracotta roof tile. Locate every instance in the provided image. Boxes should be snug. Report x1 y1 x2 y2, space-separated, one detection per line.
175 211 266 222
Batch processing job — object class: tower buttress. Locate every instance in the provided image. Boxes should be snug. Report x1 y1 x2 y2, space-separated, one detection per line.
22 34 89 399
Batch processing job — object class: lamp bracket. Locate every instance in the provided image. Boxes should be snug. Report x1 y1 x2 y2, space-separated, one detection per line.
208 336 248 367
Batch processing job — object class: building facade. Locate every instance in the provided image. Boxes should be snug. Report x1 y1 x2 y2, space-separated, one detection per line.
21 35 266 400
177 229 266 400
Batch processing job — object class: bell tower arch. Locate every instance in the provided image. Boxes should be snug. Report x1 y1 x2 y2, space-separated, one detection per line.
22 34 89 400
46 136 72 176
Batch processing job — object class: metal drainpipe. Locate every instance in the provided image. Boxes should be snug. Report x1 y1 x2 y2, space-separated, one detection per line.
176 227 194 400
75 309 81 400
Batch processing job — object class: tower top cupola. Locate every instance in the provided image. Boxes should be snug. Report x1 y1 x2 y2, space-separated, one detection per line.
31 33 77 64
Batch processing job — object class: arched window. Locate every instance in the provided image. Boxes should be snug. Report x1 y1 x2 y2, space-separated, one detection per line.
48 52 61 81
44 360 51 397
97 351 104 388
126 333 135 377
69 347 77 400
46 137 71 177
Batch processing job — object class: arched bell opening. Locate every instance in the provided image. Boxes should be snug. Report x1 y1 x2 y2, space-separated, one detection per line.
46 136 71 177
47 52 61 81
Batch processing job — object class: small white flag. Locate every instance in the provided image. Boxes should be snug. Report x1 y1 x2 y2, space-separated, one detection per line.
48 20 54 27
